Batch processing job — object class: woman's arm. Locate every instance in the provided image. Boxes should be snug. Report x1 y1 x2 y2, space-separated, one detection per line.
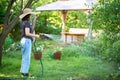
25 28 39 38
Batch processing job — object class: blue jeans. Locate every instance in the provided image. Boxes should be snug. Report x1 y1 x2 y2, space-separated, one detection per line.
20 37 32 73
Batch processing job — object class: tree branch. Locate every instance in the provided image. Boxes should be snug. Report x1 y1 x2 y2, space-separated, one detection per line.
21 0 23 9
4 0 15 26
24 0 33 8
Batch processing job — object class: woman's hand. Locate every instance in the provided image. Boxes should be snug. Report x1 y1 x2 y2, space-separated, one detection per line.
35 34 40 38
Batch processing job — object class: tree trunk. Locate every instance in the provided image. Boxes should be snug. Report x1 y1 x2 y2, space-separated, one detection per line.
0 31 8 65
0 47 2 66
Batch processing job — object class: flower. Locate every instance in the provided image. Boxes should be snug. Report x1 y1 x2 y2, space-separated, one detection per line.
54 46 63 53
33 44 44 53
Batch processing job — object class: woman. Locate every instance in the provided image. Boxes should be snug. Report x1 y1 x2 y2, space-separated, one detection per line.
19 8 39 77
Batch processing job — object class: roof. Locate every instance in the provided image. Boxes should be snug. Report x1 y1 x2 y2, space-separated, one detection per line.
36 0 95 11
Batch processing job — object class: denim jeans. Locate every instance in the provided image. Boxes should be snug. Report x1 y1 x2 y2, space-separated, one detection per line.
20 37 32 73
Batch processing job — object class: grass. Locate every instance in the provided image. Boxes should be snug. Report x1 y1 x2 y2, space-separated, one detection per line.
0 39 115 80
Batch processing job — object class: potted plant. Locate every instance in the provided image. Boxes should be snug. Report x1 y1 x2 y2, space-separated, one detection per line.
53 47 62 60
33 45 44 60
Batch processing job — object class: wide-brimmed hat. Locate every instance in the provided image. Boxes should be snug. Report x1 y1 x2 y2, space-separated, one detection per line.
19 8 36 19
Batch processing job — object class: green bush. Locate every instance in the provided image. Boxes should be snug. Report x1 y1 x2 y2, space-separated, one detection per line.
62 44 80 57
62 39 101 57
3 37 13 53
97 30 120 64
108 40 120 63
78 39 101 57
3 38 21 53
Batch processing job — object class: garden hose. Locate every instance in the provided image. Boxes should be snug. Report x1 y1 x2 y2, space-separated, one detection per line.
33 40 44 77
40 58 44 77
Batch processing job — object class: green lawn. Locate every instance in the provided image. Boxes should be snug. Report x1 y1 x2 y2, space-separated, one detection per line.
0 39 115 80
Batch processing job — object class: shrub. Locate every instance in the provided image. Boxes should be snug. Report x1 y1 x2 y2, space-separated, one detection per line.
62 44 80 57
3 39 21 53
78 39 102 57
3 37 13 53
108 40 120 63
62 39 101 57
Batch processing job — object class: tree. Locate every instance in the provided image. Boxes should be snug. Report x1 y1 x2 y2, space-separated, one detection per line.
0 0 38 65
91 0 120 63
92 0 120 43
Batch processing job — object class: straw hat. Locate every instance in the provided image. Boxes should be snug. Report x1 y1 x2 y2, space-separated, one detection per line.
19 8 36 19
